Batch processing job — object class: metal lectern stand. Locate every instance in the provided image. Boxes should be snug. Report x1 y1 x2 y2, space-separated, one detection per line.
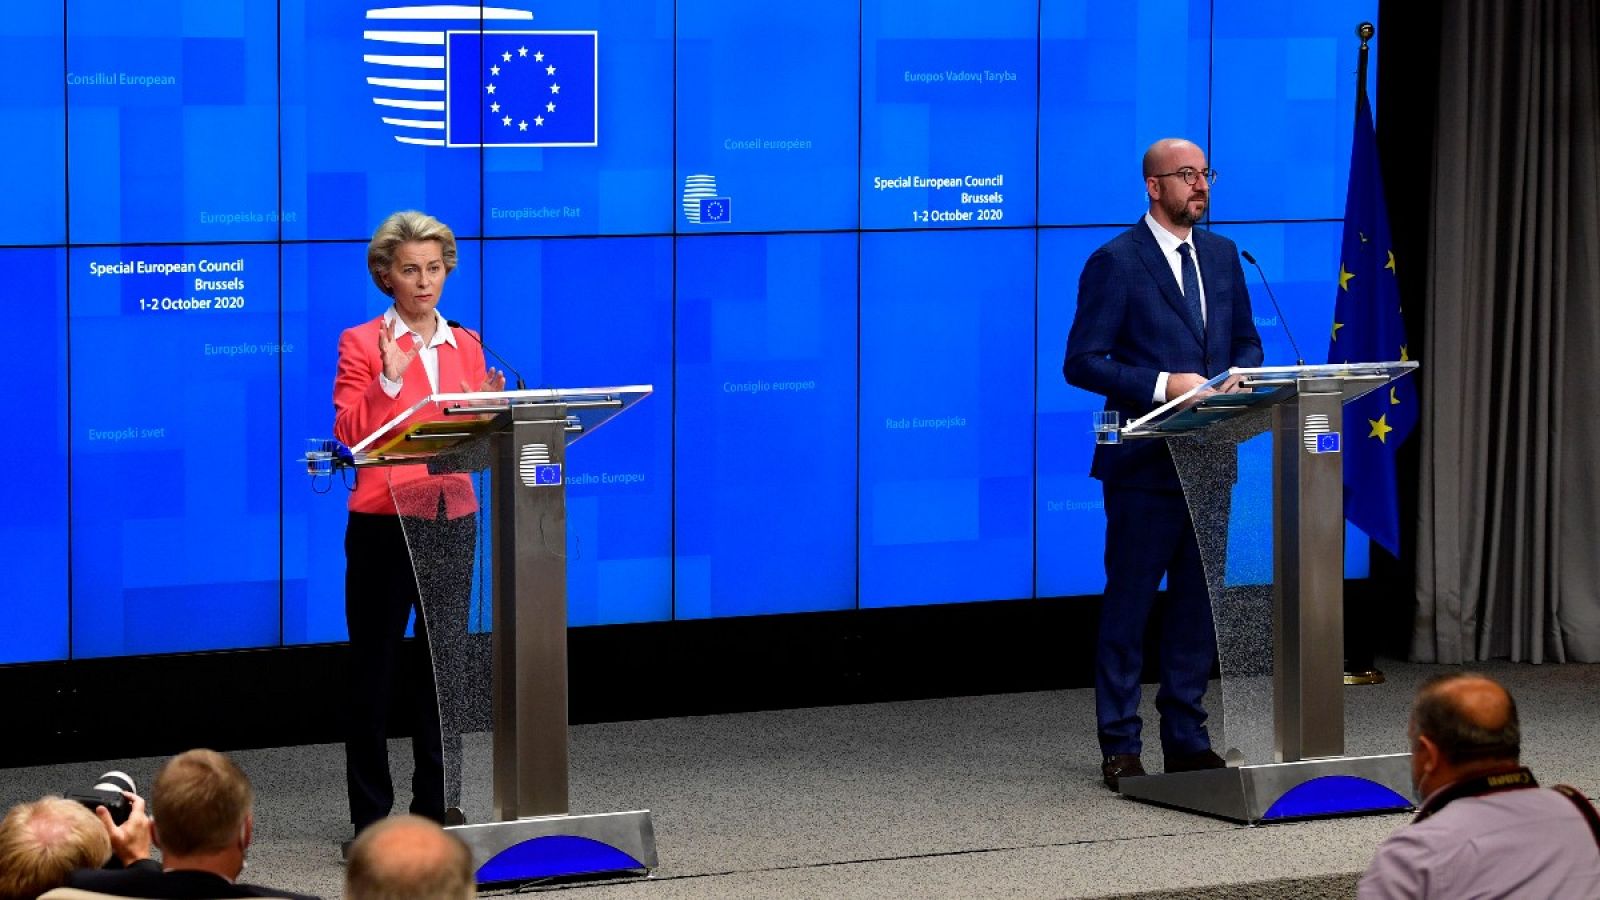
346 386 658 882
1111 363 1418 823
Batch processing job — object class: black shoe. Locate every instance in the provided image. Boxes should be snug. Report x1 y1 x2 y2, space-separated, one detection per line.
1164 747 1227 774
1102 753 1146 791
444 807 467 827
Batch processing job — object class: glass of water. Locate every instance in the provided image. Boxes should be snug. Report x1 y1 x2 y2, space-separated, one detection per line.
305 437 335 475
1092 410 1121 445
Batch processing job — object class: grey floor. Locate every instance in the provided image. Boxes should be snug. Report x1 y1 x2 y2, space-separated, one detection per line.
5 659 1597 899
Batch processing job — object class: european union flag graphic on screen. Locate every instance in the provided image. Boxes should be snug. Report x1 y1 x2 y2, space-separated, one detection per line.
446 30 598 147
682 175 731 224
700 197 731 222
1327 90 1417 558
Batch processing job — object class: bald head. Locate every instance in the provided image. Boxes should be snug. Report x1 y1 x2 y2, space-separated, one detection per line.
345 815 475 900
1143 138 1203 178
1412 673 1520 765
1141 138 1210 232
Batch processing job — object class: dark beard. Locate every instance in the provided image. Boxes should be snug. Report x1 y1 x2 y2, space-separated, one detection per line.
1166 193 1207 226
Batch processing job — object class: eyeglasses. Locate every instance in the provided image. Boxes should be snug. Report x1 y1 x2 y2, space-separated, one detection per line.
1152 167 1218 186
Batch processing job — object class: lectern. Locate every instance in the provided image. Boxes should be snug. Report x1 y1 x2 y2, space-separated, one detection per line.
1109 362 1418 823
335 385 658 882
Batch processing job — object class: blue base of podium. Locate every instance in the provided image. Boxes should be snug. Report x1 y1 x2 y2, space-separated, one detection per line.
1118 753 1414 824
448 809 657 885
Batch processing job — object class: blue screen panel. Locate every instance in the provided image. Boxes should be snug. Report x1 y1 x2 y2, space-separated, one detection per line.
860 230 1034 606
1035 227 1120 597
674 233 857 617
1223 221 1345 369
482 237 673 625
676 0 858 233
280 0 484 240
1210 0 1379 222
0 250 69 663
1040 0 1210 227
279 239 484 644
1226 220 1370 578
479 2 674 237
0 5 66 246
67 0 278 244
861 0 1036 230
70 244 282 657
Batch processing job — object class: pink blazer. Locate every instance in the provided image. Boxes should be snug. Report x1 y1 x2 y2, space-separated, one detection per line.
333 315 490 517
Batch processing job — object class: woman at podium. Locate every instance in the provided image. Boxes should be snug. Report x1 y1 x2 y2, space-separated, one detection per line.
332 211 505 846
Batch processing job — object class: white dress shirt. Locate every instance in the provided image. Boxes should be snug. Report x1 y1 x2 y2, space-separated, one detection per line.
378 307 457 398
1144 212 1207 404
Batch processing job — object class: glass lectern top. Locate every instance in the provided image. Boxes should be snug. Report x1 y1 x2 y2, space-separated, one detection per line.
1122 362 1416 439
351 385 652 463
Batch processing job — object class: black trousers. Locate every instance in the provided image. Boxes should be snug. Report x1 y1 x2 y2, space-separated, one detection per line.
343 510 474 832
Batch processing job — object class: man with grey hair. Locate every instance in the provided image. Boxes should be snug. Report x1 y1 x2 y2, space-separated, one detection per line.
1359 672 1600 898
344 815 475 900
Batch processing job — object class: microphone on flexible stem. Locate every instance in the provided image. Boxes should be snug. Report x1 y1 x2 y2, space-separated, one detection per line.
447 320 527 389
1239 250 1305 366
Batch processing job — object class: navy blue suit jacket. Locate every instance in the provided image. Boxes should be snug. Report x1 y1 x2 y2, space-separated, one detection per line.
1063 220 1262 491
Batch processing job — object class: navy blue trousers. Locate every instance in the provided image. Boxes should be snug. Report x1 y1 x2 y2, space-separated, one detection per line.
1095 484 1216 758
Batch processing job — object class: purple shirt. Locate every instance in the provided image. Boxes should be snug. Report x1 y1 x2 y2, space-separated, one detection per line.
1359 787 1600 899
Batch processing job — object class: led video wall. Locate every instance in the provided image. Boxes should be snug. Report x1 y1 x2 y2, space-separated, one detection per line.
2 0 1378 662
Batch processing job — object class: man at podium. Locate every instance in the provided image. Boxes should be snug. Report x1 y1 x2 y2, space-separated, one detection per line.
332 211 505 843
1063 139 1262 790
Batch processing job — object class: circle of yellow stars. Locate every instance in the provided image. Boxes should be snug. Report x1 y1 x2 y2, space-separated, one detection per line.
484 46 560 134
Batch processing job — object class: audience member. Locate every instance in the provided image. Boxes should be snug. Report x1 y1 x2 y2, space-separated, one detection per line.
344 815 475 900
0 796 113 900
1359 672 1600 898
66 749 319 899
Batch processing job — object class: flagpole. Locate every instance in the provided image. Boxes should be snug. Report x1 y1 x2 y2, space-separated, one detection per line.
1344 19 1386 688
1356 22 1374 104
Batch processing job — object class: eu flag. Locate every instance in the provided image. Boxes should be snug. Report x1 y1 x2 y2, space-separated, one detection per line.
1327 90 1417 557
445 30 598 147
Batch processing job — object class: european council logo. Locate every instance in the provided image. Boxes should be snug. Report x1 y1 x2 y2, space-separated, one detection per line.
363 5 598 148
682 175 731 224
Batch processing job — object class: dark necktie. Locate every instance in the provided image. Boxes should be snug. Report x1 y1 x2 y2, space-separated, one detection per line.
1177 243 1205 341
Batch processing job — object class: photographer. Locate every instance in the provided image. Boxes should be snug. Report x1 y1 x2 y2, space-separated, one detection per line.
1359 673 1600 898
66 749 318 899
0 791 147 900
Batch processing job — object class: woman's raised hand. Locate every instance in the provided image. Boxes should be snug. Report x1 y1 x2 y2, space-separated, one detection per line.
379 320 419 383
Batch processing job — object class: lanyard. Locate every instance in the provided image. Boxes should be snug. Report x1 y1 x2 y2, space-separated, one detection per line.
1412 766 1600 853
1412 766 1537 823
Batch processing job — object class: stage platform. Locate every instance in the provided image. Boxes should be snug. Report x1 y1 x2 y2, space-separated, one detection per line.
5 659 1597 899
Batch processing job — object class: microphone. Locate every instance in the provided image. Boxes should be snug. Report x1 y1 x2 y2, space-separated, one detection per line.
1239 250 1305 366
446 320 527 390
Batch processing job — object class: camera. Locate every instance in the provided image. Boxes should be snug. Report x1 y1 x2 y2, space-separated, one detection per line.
65 771 137 826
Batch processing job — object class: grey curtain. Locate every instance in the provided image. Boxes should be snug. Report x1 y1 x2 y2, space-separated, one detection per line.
1415 0 1600 662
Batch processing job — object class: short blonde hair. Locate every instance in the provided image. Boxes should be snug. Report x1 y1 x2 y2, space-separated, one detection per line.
151 749 252 857
0 796 111 900
346 815 475 900
367 210 459 296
